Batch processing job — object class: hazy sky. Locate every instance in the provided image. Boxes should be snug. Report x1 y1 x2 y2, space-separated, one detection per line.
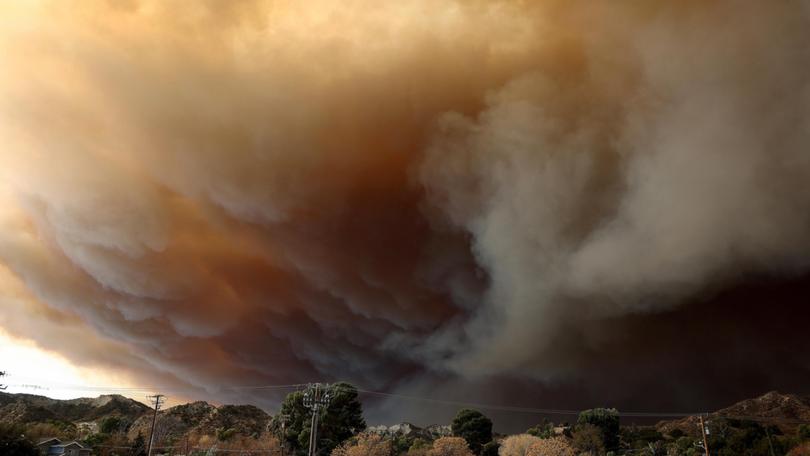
2 0 810 429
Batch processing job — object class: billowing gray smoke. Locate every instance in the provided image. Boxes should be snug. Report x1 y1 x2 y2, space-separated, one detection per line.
1 0 809 428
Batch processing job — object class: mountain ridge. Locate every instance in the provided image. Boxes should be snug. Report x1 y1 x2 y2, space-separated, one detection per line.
656 391 810 435
3 390 809 438
0 391 272 443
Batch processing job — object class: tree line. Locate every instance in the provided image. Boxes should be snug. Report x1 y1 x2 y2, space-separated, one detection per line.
3 382 810 455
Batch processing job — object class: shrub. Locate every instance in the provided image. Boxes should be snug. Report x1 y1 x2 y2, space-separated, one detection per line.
331 432 392 456
499 434 542 456
481 441 499 456
526 437 575 456
573 424 605 456
100 417 123 434
800 425 810 442
0 424 37 456
408 438 432 456
82 432 110 448
131 432 147 456
526 421 554 439
217 427 237 442
429 437 474 456
392 434 417 454
24 423 71 441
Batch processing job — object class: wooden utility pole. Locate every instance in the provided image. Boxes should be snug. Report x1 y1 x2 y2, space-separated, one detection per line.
146 394 166 456
699 415 710 456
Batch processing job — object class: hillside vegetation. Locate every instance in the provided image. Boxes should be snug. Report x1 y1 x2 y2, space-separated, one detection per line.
3 389 810 455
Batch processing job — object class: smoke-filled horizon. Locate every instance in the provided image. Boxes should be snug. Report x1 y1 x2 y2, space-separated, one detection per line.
2 0 810 429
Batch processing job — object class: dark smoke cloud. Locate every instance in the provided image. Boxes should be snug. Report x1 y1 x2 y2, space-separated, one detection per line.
1 0 810 429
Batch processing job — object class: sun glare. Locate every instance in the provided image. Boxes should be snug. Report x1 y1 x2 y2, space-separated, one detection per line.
0 329 116 400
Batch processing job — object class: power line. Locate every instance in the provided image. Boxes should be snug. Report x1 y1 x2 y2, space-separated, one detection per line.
0 379 722 418
348 387 701 418
6 377 810 422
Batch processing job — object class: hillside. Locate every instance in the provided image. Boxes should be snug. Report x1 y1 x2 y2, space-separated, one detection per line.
127 401 272 441
0 391 272 444
0 392 151 426
657 391 810 435
717 391 810 422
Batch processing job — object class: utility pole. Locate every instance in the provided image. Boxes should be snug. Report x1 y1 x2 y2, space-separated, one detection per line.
146 394 166 456
698 414 710 456
277 414 289 456
765 425 776 456
303 384 332 456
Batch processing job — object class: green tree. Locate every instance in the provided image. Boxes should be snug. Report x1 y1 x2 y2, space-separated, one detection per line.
451 409 492 455
82 432 110 449
276 382 366 456
526 419 554 439
577 408 619 451
100 416 128 434
0 424 37 456
101 417 118 434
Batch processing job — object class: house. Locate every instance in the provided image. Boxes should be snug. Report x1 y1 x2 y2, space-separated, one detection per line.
36 438 61 455
36 438 92 456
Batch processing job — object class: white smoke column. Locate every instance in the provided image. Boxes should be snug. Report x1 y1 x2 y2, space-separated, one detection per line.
420 0 810 376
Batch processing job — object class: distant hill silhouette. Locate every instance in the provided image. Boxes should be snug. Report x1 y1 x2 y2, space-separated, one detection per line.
657 391 810 435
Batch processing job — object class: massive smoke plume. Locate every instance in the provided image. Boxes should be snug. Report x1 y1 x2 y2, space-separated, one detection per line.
1 0 810 427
